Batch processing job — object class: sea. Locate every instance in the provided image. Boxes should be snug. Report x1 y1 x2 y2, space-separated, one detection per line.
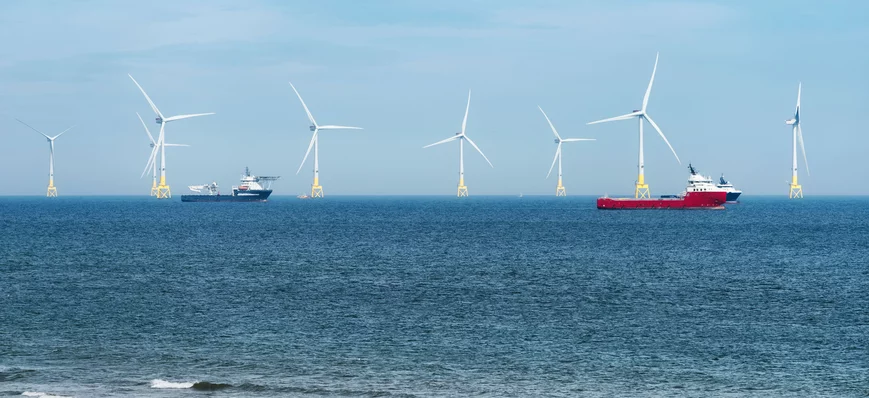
1 196 867 397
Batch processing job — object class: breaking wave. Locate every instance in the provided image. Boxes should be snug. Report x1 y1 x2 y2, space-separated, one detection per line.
149 379 194 389
149 379 233 391
21 393 72 398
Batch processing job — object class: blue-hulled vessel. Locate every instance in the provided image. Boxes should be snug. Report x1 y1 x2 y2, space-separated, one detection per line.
181 167 280 202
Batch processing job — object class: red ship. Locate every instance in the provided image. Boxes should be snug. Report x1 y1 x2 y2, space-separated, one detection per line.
597 164 727 210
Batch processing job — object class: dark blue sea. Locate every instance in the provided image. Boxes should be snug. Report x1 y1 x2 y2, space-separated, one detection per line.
1 196 867 397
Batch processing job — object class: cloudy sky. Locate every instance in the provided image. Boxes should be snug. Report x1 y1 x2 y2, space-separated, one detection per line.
0 0 866 195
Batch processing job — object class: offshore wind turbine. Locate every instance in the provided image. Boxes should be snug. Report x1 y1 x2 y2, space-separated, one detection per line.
587 53 681 198
785 83 808 199
128 74 214 199
424 90 493 197
17 119 73 197
136 113 189 196
538 106 595 196
289 82 362 198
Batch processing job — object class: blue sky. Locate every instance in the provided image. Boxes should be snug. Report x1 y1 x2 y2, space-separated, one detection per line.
0 0 866 195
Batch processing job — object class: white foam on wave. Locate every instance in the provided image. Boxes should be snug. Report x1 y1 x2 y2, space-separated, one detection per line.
150 379 196 389
21 392 72 398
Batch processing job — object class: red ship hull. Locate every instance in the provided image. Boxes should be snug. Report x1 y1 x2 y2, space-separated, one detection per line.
597 191 727 210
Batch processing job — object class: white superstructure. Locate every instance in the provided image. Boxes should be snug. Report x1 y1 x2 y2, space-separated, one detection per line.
685 167 722 193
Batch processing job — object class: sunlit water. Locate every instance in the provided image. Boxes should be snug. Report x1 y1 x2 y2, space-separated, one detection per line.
1 196 867 397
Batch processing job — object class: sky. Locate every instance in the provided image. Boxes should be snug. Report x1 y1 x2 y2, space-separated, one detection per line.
0 0 867 196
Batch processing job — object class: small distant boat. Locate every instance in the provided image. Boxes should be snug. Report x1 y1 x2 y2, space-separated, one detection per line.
716 174 742 203
519 192 523 198
297 194 310 199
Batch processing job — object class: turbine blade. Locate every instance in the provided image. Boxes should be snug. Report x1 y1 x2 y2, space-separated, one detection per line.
423 135 458 148
128 74 164 119
538 106 561 141
15 118 50 140
317 125 363 130
796 82 801 109
141 144 159 178
642 52 659 112
462 90 471 135
644 115 681 165
137 112 156 144
587 112 640 125
546 144 560 179
561 138 596 142
164 113 215 122
289 81 317 127
296 130 318 175
52 125 74 140
798 124 809 176
463 135 493 168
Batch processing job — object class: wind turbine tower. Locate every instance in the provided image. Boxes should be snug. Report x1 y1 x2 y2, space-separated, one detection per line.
289 82 363 198
17 119 73 197
128 74 214 199
538 106 595 196
424 90 493 197
785 83 808 199
587 53 681 198
136 113 189 196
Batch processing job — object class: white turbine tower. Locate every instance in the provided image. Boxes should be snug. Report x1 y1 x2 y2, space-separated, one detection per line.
587 52 681 198
136 113 189 196
538 106 595 197
785 82 808 199
128 74 214 199
17 119 73 197
289 82 362 198
424 90 493 197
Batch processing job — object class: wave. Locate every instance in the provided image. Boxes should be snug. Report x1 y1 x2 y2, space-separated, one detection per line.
0 368 35 383
149 379 232 391
149 379 194 389
21 392 72 398
191 382 232 391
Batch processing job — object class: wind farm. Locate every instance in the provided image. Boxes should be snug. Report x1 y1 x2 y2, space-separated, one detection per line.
289 82 363 198
4 59 827 202
424 90 493 197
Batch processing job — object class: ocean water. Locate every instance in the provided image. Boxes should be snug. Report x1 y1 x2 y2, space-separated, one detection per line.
1 196 867 397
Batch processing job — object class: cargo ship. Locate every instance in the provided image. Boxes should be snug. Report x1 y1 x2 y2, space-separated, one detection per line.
597 164 727 210
181 167 280 202
716 174 742 203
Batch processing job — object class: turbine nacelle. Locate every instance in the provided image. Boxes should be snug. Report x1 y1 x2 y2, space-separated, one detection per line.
155 116 163 125
785 118 796 125
309 125 316 132
554 138 560 144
